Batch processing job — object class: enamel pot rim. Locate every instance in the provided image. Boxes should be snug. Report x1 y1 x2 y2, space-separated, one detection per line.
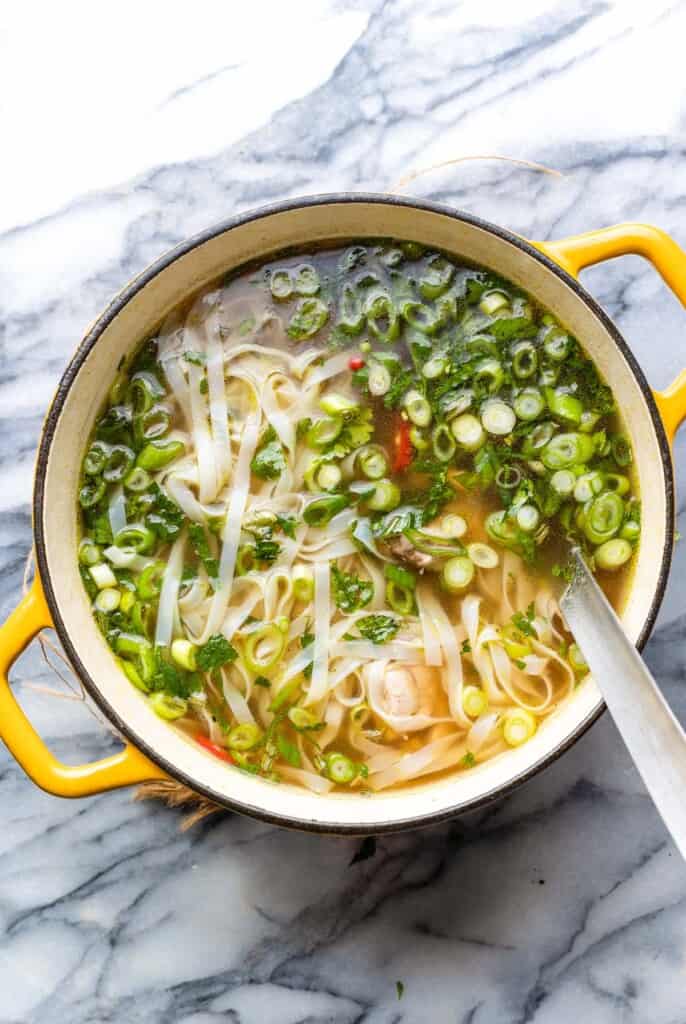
31 194 674 834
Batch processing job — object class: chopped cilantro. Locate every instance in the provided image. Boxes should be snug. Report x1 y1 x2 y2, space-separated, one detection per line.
460 751 476 769
276 729 301 768
461 639 471 654
251 426 287 480
357 615 400 644
276 514 297 539
188 523 219 589
511 603 536 638
199 378 208 395
254 538 280 564
146 484 186 542
152 651 200 698
183 350 206 366
332 564 374 613
552 561 575 583
396 981 405 1001
301 631 315 679
254 675 272 688
196 634 238 672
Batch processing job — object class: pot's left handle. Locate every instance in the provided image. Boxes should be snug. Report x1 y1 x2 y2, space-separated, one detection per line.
535 222 686 443
0 573 166 796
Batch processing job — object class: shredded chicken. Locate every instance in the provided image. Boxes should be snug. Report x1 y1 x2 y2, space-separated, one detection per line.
386 534 434 570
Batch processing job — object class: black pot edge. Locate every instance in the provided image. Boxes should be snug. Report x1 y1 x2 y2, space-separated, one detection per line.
32 193 675 836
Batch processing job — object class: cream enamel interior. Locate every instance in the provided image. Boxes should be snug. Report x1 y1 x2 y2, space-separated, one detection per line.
37 200 669 830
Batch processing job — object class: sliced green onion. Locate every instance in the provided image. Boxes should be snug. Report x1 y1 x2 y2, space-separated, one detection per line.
500 623 532 660
90 563 117 589
443 389 474 420
541 432 594 470
171 638 197 671
79 478 106 509
550 469 576 496
512 342 538 380
568 643 588 673
495 465 521 490
124 467 152 492
409 426 429 451
502 708 537 746
467 542 499 568
523 422 555 455
513 387 545 421
294 263 320 296
611 436 632 466
594 537 633 570
244 623 286 674
303 494 349 527
288 707 321 731
324 752 357 784
573 471 605 503
545 388 583 426
401 300 443 335
429 423 455 462
543 328 571 361
136 440 186 471
583 492 624 544
319 392 359 416
384 563 417 590
439 513 468 539
287 297 329 340
365 291 399 343
367 362 392 396
83 442 108 476
356 445 389 480
538 366 560 387
114 523 155 554
474 358 505 394
579 410 601 433
236 544 256 576
451 413 485 451
603 473 630 496
479 290 510 316
337 282 364 334
306 417 343 450
367 479 401 512
150 692 188 721
481 400 516 436
485 510 519 547
403 389 432 427
403 528 464 559
418 254 454 299
136 561 166 599
422 354 448 379
128 372 164 414
79 538 101 566
441 555 475 593
120 590 136 614
463 686 488 718
316 463 343 492
94 587 121 613
120 657 148 693
620 520 641 542
140 406 171 442
228 723 263 750
292 565 314 602
270 268 294 301
516 505 540 532
385 580 416 614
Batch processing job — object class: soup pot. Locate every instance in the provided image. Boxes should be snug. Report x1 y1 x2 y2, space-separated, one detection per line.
1 196 686 835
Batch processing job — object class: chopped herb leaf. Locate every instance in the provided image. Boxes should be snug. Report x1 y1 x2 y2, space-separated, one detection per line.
332 563 374 613
301 631 315 679
254 538 280 564
460 751 476 769
357 615 400 644
276 514 297 539
276 729 302 768
254 675 272 688
251 426 287 480
183 350 206 366
396 981 405 1001
461 639 472 654
197 634 238 672
188 523 219 589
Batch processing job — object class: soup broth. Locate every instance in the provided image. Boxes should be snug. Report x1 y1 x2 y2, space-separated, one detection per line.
77 240 639 793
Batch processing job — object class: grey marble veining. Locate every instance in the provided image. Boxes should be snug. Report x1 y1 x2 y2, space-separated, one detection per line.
2 2 686 1021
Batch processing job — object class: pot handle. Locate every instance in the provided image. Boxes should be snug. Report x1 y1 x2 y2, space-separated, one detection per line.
0 572 166 796
535 223 686 443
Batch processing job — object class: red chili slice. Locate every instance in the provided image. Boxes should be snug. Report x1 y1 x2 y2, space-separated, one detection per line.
392 415 413 473
349 355 365 371
195 734 233 762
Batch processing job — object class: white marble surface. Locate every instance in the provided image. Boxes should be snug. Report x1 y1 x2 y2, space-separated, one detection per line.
2 2 686 1020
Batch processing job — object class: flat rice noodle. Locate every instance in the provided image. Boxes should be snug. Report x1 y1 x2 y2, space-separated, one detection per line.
279 766 334 794
108 485 127 537
186 347 218 504
303 351 351 389
206 312 232 492
305 561 331 706
103 546 150 572
367 734 463 791
318 698 345 750
417 583 443 667
221 669 255 725
155 536 185 647
420 588 469 726
331 641 424 663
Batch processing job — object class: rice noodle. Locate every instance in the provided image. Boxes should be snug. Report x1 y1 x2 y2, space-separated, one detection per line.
155 536 185 647
306 561 331 706
108 485 127 537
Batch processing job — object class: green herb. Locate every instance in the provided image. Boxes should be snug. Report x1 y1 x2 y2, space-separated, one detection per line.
383 369 415 410
199 378 208 395
197 634 238 672
251 426 287 480
357 615 400 644
152 652 200 699
254 538 281 564
296 418 312 440
276 514 297 539
511 602 536 637
514 658 526 670
301 631 315 679
188 523 219 589
349 835 377 866
396 981 405 1001
276 728 302 767
183 350 206 366
332 564 374 613
239 316 256 336
146 484 186 542
461 639 472 654
324 407 374 460
552 561 575 583
254 675 271 688
460 751 476 769
410 458 455 523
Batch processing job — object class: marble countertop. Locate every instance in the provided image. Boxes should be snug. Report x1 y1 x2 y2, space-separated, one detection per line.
2 2 686 1020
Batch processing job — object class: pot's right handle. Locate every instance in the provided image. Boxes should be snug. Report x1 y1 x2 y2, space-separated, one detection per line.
535 223 686 443
0 573 166 796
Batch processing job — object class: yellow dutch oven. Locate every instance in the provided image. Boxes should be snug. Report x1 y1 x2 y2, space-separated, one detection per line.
1 197 686 835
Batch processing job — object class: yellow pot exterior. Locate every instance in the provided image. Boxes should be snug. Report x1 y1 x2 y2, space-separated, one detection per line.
2 198 685 832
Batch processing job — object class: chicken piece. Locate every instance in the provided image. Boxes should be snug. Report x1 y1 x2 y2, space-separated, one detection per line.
366 663 442 731
386 534 434 570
